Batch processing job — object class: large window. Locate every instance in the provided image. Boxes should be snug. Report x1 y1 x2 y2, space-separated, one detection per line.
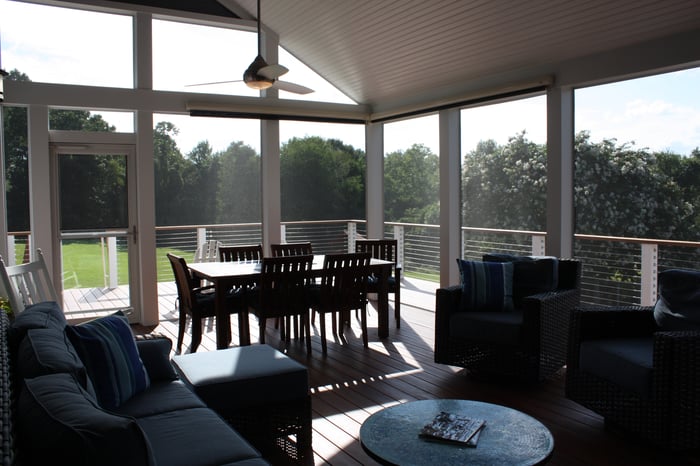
573 67 700 306
0 0 133 88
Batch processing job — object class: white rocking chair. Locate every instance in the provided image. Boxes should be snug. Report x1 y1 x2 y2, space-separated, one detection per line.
0 249 59 314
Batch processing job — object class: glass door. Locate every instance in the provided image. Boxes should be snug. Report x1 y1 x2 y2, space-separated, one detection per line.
51 143 137 319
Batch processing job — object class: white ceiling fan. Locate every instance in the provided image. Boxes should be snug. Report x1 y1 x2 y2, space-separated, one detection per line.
187 0 313 94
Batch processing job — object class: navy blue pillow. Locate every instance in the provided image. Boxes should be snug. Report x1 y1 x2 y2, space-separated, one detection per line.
483 254 559 305
66 313 150 409
654 269 700 331
456 259 514 312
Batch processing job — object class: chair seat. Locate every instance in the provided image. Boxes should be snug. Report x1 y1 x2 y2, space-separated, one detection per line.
579 337 654 398
193 288 245 315
449 310 523 345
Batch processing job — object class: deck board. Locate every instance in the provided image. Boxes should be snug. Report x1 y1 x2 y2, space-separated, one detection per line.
89 281 700 466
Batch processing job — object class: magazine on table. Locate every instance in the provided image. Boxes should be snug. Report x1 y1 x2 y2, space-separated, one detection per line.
419 411 486 447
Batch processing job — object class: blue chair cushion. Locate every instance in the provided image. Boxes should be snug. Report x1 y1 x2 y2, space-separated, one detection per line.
483 254 559 306
449 310 523 345
456 259 514 312
66 312 150 409
653 268 700 331
579 338 654 398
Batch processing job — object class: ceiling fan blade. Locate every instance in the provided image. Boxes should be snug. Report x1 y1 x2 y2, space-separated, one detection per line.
273 80 314 95
258 63 289 80
185 79 241 87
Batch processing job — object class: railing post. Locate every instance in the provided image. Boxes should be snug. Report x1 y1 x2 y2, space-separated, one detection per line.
108 236 118 289
347 221 357 253
196 227 207 247
394 225 405 278
280 224 287 243
532 235 546 256
640 243 658 306
7 235 15 266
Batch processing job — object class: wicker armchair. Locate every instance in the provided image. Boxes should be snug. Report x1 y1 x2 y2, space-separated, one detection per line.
435 256 581 382
565 304 700 450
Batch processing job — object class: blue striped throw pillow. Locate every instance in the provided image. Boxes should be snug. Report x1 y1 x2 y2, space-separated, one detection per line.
66 313 150 409
456 259 514 312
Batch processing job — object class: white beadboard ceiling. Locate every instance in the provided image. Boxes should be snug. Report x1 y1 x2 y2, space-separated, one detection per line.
223 0 700 113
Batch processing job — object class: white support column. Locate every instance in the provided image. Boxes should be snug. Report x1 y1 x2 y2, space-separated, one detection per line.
260 25 282 256
640 243 658 306
27 105 55 280
365 122 384 239
393 225 405 274
439 108 461 287
108 236 118 288
546 86 575 258
133 13 158 325
261 119 281 256
135 110 158 325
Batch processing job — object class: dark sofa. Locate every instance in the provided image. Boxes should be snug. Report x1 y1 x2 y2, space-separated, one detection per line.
0 301 270 466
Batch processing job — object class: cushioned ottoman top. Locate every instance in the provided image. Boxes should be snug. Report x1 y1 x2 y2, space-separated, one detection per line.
171 344 309 413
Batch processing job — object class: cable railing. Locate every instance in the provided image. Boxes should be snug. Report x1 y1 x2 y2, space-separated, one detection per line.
7 221 700 310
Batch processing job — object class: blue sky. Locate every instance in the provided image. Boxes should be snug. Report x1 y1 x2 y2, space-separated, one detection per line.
1 0 698 157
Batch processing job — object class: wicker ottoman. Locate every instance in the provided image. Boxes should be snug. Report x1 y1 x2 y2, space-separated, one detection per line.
172 344 311 463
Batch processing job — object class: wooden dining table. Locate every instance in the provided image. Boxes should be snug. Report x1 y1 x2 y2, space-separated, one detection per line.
188 254 395 350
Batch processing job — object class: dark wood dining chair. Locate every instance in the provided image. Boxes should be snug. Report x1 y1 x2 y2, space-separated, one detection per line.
270 242 313 257
167 253 248 353
270 242 314 336
247 255 314 354
355 239 402 328
219 244 264 262
310 252 371 353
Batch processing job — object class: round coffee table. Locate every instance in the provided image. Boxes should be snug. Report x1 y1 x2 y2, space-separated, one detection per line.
360 399 553 466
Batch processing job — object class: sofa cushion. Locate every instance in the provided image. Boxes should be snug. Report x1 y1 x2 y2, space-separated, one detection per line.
483 254 559 306
456 259 513 312
8 301 66 351
114 380 206 419
136 407 262 466
653 268 700 331
18 372 154 466
66 313 150 409
17 328 96 398
579 338 654 398
135 337 178 382
449 310 523 345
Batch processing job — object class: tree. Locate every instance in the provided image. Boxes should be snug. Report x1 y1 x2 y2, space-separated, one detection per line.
216 141 260 223
462 132 546 230
384 143 439 223
280 136 365 221
153 121 186 225
574 132 694 239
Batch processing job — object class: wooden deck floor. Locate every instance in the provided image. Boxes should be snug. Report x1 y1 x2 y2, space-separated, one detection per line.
131 282 699 466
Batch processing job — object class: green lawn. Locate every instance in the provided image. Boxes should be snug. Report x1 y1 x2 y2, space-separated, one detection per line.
21 241 191 289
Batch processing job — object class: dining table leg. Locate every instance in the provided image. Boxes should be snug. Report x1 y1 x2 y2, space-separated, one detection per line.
376 263 390 339
214 278 232 350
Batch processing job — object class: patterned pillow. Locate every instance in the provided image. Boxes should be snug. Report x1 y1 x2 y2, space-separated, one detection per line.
66 313 150 409
456 259 514 312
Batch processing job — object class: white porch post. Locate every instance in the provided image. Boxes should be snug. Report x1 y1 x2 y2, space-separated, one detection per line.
439 108 461 287
640 243 658 306
546 86 575 258
365 122 384 239
134 12 158 326
27 105 56 288
261 120 281 255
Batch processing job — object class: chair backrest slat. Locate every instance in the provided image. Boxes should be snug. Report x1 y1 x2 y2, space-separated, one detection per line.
318 252 370 313
270 242 313 257
258 254 313 317
219 244 263 262
0 249 59 313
